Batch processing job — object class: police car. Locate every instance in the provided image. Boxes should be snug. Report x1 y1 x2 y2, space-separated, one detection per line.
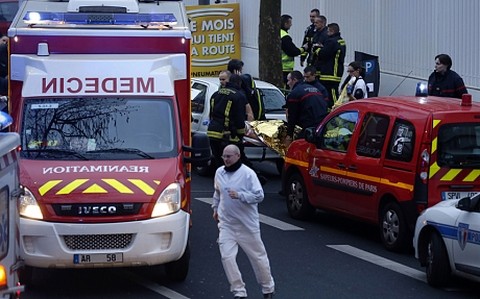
413 194 480 287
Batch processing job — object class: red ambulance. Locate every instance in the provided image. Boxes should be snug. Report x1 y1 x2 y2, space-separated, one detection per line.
283 94 480 251
8 0 208 283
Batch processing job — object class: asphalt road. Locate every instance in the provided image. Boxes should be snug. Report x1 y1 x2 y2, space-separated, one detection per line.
22 161 478 299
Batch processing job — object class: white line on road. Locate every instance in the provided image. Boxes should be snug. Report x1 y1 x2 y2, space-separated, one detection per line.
327 244 426 283
118 270 190 299
195 197 304 231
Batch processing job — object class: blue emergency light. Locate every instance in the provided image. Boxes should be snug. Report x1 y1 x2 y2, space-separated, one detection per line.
0 112 13 131
23 11 177 26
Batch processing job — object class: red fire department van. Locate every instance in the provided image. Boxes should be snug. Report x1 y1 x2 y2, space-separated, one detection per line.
283 94 480 251
7 0 208 283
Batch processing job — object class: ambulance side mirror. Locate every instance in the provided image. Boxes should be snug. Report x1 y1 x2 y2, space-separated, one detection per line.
305 127 317 144
183 133 211 166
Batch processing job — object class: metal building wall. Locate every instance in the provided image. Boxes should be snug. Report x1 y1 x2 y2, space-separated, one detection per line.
185 0 479 96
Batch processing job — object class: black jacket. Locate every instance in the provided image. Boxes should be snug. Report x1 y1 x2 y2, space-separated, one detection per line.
207 83 246 142
314 32 346 83
286 81 328 137
301 23 316 64
428 70 468 99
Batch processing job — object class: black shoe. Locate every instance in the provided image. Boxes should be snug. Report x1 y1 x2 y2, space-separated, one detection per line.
234 296 247 299
258 174 268 186
263 293 274 299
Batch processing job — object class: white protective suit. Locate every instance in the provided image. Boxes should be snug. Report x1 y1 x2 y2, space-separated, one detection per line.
212 164 275 298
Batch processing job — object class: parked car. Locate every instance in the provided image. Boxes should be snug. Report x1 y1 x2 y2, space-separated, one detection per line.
0 0 18 36
283 94 480 251
191 77 286 175
413 194 480 287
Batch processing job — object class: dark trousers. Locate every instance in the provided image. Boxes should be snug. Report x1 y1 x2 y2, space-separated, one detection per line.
320 80 339 109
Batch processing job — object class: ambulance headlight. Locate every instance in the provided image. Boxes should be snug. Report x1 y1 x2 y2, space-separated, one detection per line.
151 183 181 217
19 187 44 220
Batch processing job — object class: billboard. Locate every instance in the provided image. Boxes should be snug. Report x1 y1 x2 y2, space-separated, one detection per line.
186 3 241 77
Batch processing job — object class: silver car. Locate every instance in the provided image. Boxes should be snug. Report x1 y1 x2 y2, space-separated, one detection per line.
191 77 286 175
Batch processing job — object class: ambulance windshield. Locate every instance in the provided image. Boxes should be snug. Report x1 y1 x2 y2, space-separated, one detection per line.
20 98 177 160
437 123 480 167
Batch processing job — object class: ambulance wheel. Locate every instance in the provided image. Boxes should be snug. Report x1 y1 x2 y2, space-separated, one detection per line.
286 173 314 219
426 232 451 287
165 243 190 281
19 265 34 286
380 202 408 251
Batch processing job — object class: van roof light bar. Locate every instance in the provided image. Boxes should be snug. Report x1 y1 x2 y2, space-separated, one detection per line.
23 11 177 27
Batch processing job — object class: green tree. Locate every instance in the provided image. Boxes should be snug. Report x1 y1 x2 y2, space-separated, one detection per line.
258 0 282 88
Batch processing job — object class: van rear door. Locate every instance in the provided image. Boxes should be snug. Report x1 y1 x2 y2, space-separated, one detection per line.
429 111 480 206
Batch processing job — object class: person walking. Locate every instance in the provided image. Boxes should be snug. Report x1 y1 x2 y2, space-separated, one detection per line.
428 54 468 99
313 23 346 108
212 144 275 299
300 8 320 67
281 14 308 89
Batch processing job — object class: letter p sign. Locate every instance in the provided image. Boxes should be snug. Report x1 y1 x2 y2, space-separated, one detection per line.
364 60 375 75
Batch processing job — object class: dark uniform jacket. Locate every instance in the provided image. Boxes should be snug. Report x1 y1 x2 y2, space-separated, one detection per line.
207 83 246 142
286 81 328 137
428 69 468 99
314 32 346 83
241 74 266 120
300 23 316 65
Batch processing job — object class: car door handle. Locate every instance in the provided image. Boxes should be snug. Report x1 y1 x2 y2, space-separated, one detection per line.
348 165 357 171
338 163 346 169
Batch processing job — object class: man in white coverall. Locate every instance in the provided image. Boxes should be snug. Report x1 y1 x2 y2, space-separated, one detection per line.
212 144 275 299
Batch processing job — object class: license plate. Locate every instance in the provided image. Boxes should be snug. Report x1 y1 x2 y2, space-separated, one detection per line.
442 191 479 201
73 253 123 264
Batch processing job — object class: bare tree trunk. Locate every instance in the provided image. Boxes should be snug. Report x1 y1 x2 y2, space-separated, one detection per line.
258 0 282 88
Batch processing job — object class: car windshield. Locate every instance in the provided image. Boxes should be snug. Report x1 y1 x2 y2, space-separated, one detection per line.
20 98 177 160
437 123 480 167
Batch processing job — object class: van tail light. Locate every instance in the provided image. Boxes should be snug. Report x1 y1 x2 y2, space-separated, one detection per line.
419 149 430 183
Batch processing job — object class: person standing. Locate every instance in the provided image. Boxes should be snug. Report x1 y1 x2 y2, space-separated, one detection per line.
284 70 328 147
207 74 247 169
313 23 346 109
428 54 468 99
212 144 275 299
227 59 266 120
300 8 320 67
310 16 328 68
303 65 330 108
281 14 308 88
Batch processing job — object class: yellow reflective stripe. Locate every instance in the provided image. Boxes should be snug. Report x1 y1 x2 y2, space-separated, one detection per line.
103 179 134 194
320 75 341 82
128 179 155 195
464 170 480 182
433 119 441 129
431 137 437 154
57 179 89 195
83 183 107 193
224 100 232 128
429 162 441 179
321 166 347 176
440 169 462 181
154 180 161 185
285 157 309 168
207 131 224 139
38 180 62 196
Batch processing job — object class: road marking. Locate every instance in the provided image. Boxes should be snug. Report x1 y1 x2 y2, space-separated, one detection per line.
327 245 426 282
118 270 190 299
196 197 304 231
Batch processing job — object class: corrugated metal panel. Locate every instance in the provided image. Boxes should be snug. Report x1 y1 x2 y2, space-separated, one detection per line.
184 0 479 90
